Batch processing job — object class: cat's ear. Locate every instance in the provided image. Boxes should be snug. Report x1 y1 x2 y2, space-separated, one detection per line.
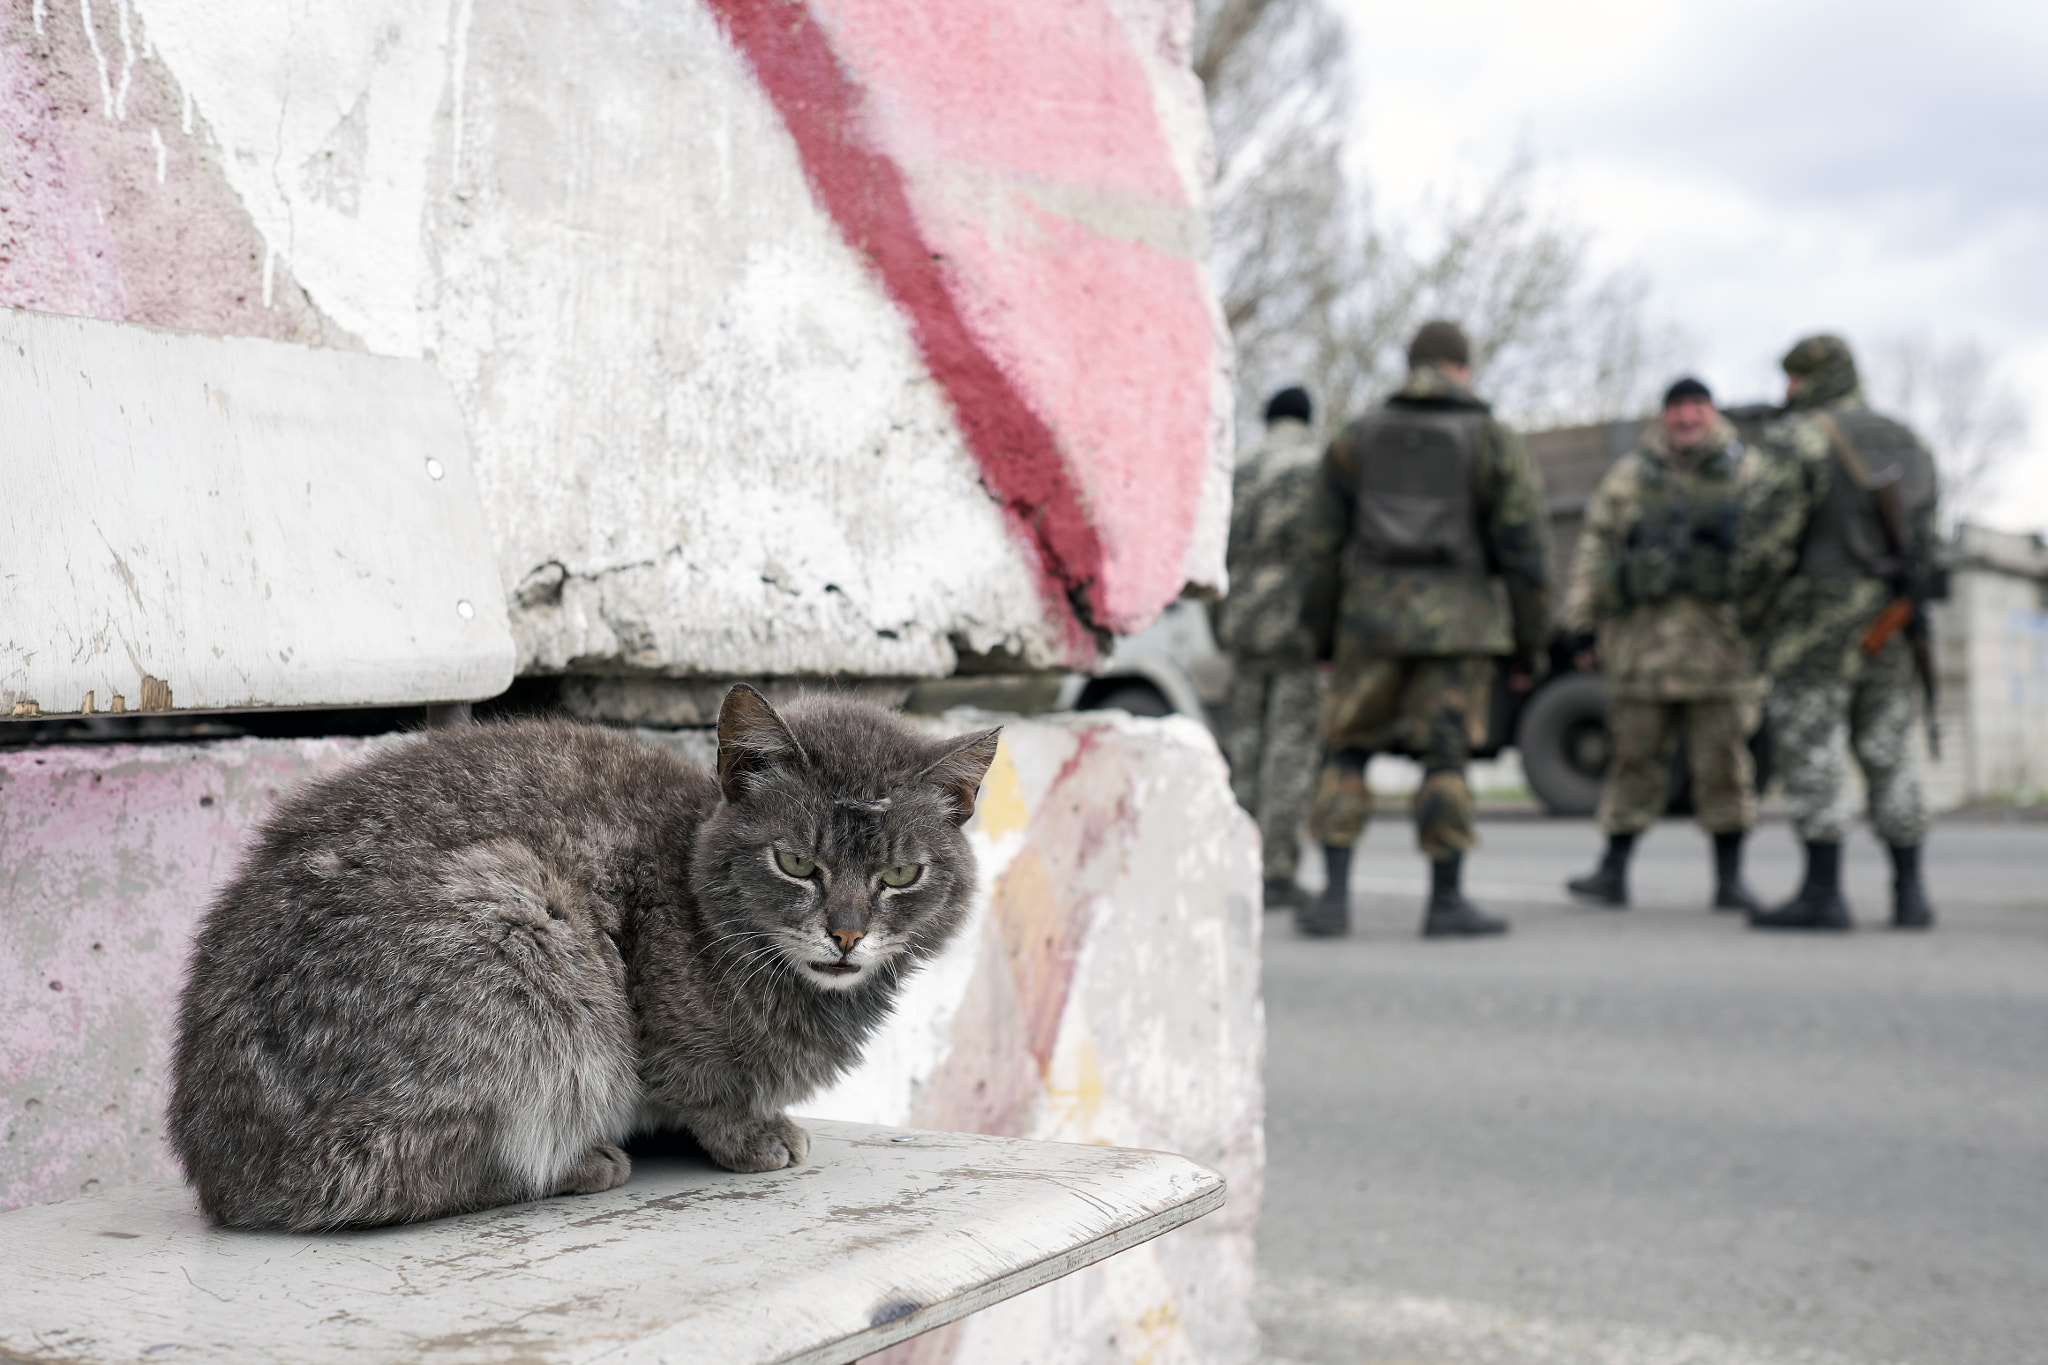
717 684 807 803
921 727 1003 827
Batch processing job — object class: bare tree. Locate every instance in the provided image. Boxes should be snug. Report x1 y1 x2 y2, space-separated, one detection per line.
1865 334 2028 526
1196 0 1669 439
1197 0 1353 427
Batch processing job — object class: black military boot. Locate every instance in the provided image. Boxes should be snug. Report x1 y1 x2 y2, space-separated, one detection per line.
1566 832 1634 908
1889 844 1935 930
1297 846 1351 938
1749 841 1852 931
1422 854 1508 938
1711 831 1764 913
1263 878 1304 913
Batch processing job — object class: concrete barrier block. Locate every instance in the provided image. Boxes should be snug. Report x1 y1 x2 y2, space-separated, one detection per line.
2 0 1230 676
800 711 1264 1365
0 738 386 1209
3 712 1264 1363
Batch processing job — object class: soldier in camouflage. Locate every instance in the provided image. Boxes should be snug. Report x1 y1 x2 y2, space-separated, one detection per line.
1215 386 1327 913
1561 377 1766 913
1733 335 1939 930
1298 321 1554 939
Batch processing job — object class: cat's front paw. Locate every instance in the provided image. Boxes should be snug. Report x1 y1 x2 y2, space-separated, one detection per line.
699 1113 811 1173
551 1142 632 1197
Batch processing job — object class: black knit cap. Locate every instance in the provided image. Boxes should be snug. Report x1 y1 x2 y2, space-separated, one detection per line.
1662 376 1713 408
1264 385 1313 424
1407 320 1471 369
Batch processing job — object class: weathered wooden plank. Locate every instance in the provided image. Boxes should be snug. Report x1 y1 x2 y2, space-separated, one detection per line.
0 308 514 717
0 1121 1225 1365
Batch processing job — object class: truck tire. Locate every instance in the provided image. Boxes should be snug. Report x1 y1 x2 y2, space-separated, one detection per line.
1516 672 1610 816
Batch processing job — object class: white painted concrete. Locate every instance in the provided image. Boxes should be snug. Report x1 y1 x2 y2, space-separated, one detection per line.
113 0 1230 680
131 0 451 357
0 309 513 715
428 0 1070 677
800 709 1264 1365
1934 525 2048 804
0 1121 1224 1365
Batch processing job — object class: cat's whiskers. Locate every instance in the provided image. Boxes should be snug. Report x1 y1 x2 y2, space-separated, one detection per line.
728 935 805 1000
737 944 795 993
705 938 787 996
898 927 944 959
719 944 800 1047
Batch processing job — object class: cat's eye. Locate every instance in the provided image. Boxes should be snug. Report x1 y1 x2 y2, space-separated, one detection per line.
880 864 923 889
774 850 818 880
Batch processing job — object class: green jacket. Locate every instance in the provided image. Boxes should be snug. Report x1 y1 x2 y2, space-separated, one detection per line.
1214 417 1325 664
1563 415 1761 700
1732 391 1940 685
1303 366 1553 661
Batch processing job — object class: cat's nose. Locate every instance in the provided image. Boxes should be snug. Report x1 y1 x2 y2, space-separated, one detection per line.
830 928 865 952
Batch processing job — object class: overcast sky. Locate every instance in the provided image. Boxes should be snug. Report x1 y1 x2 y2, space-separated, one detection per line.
1330 0 2048 531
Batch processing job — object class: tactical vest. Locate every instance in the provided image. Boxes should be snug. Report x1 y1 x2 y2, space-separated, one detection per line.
1795 409 1936 580
1607 444 1741 608
1344 407 1489 575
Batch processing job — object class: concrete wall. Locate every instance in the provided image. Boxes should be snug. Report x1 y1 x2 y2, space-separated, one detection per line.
1928 525 2048 805
1 0 1231 679
1 712 1263 1364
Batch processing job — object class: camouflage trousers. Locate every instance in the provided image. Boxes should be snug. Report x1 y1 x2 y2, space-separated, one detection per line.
1222 662 1323 882
1598 696 1759 836
1767 642 1929 847
1310 655 1490 859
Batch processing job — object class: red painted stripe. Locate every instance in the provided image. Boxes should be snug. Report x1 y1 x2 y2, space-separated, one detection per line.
704 0 1106 650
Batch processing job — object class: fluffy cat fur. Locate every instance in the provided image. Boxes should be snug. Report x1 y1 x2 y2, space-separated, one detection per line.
166 685 1000 1230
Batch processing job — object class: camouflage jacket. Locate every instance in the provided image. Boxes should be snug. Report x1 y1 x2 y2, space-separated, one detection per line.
1563 415 1762 700
1214 417 1325 663
1303 366 1553 662
1732 392 1941 685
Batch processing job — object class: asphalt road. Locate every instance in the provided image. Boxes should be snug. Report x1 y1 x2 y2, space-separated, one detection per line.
1256 815 2048 1365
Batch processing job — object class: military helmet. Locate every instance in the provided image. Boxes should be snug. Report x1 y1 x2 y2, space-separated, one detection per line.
1779 333 1861 409
1780 333 1856 378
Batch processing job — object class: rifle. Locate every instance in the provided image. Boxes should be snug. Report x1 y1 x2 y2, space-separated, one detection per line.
1816 414 1940 758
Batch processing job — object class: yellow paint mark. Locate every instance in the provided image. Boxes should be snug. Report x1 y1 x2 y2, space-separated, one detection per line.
1132 1301 1186 1365
992 846 1066 1068
970 735 1027 838
9 700 41 718
78 690 95 715
1046 1028 1104 1132
138 675 173 712
109 693 128 714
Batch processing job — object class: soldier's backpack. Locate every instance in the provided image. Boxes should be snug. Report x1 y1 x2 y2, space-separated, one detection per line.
1795 409 1937 581
1342 407 1490 575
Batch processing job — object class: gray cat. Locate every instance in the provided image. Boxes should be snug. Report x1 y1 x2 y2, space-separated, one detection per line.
167 685 1000 1230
